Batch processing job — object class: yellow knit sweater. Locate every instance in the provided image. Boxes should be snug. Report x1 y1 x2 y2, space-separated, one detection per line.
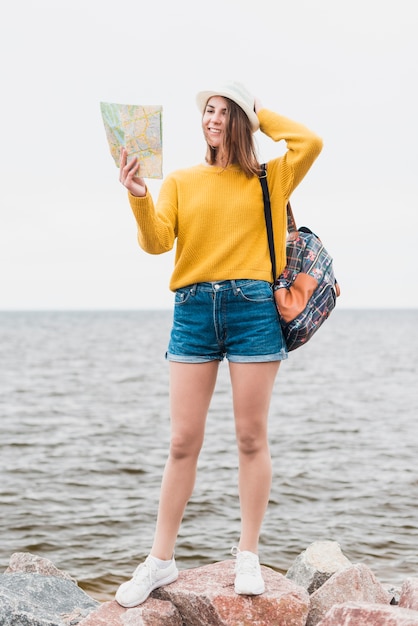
128 108 323 291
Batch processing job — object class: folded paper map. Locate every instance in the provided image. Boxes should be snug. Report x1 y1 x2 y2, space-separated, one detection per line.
100 102 163 179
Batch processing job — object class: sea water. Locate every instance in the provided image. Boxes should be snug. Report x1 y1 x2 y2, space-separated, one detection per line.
1 309 417 600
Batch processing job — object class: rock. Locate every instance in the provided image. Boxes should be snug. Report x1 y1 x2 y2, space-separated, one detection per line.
317 601 418 625
286 540 352 594
0 572 99 626
3 550 416 626
0 553 308 626
78 598 183 626
5 552 76 582
153 559 310 626
400 578 418 611
386 585 402 605
306 563 392 626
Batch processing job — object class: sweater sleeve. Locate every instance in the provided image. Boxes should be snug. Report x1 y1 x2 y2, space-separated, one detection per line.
258 108 323 197
128 176 178 255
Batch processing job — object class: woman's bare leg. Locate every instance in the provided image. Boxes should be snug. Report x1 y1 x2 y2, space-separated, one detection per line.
150 360 219 559
229 361 280 554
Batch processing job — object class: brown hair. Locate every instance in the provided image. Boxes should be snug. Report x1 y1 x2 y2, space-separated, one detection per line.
205 98 261 178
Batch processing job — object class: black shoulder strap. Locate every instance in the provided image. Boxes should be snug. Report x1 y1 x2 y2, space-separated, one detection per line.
259 164 297 281
259 164 277 281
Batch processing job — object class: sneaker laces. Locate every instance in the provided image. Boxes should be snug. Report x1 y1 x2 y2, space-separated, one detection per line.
231 547 260 575
132 557 157 584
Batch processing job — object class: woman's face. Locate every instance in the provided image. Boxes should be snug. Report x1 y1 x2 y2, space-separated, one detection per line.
202 96 229 148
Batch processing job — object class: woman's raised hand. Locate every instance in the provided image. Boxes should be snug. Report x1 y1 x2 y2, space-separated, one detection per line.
119 147 147 197
254 97 263 115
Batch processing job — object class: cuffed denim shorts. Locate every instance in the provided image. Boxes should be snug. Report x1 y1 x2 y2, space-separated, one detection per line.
166 279 288 363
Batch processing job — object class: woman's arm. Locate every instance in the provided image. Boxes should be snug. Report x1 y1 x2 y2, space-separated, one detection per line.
257 107 323 195
118 147 177 255
128 176 178 255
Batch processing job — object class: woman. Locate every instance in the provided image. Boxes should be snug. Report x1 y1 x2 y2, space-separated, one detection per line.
115 81 323 607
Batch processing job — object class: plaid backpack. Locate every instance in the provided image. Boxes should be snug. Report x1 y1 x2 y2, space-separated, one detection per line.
274 225 340 350
260 167 340 351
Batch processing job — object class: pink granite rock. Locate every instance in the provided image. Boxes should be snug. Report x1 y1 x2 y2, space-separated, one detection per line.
153 559 310 626
317 601 418 625
307 563 392 626
78 598 182 625
5 552 75 581
400 579 418 612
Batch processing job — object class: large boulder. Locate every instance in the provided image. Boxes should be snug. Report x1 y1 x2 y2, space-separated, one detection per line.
286 540 352 594
317 601 418 625
306 563 391 626
5 553 76 582
0 572 99 626
153 559 310 626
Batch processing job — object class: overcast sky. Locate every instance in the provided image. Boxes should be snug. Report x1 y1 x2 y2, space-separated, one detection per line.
1 0 416 310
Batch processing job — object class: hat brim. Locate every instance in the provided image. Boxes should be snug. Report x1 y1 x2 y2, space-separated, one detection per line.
196 89 259 133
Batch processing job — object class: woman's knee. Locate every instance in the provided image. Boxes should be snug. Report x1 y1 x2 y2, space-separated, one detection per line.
236 429 267 456
169 432 203 461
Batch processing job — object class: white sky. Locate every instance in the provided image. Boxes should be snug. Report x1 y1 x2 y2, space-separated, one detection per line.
1 0 416 310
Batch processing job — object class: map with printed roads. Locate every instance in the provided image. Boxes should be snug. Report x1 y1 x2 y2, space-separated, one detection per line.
100 102 163 179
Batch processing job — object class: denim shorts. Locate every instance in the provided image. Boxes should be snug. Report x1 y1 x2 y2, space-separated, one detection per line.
166 279 288 363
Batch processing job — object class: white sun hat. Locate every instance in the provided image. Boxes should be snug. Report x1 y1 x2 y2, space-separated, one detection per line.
196 80 259 133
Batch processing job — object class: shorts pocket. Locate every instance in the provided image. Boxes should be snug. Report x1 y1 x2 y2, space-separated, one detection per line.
174 286 194 306
236 281 273 303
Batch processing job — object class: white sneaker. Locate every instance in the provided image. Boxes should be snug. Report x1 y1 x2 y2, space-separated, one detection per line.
115 555 178 608
232 547 265 595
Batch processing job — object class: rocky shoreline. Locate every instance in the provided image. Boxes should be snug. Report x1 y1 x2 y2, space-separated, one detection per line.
1 542 418 625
